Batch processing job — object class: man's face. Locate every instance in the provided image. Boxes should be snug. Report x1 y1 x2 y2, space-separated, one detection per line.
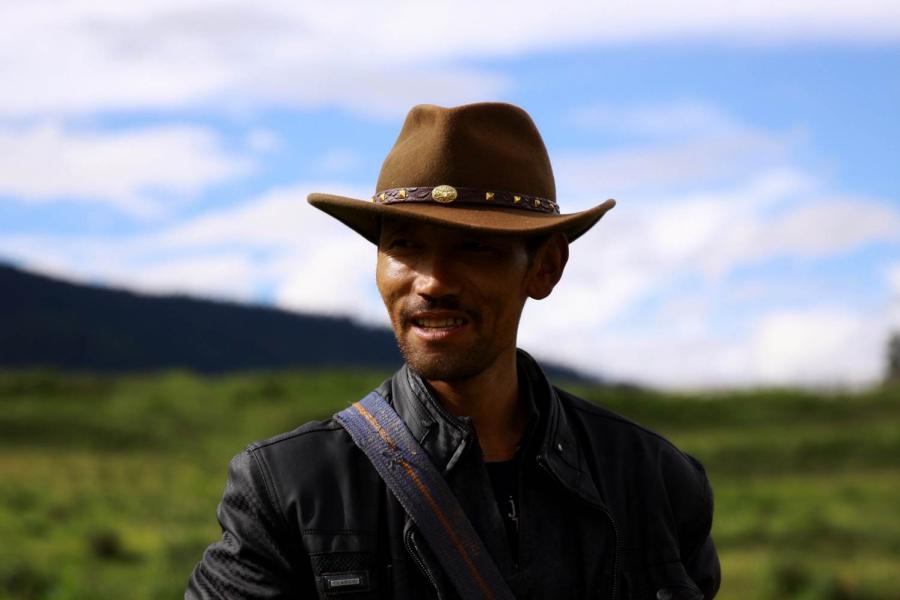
376 219 535 382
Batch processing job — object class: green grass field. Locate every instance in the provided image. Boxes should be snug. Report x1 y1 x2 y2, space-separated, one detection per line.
1 369 898 599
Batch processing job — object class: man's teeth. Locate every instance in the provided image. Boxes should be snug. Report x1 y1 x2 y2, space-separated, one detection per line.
414 318 465 328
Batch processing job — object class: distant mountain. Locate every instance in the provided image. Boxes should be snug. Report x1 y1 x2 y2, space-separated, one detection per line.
1 263 600 383
1 263 403 372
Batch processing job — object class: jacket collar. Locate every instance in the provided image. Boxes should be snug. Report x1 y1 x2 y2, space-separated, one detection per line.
519 350 605 508
384 362 475 475
383 349 605 508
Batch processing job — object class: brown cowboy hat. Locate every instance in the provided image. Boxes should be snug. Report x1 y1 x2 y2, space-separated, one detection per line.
308 102 615 244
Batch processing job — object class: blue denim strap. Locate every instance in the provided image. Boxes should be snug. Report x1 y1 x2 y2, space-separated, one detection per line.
335 391 514 600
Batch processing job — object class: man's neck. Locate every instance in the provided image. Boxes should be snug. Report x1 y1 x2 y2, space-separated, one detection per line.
427 348 526 462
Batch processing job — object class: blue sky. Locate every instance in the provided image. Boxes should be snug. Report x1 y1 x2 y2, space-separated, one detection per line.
1 2 898 387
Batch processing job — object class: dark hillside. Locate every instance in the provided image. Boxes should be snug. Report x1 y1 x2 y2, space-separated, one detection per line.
1 263 401 372
0 263 598 381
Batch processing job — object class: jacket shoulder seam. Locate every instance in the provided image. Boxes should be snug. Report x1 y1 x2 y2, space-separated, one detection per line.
248 421 343 452
300 528 376 536
558 388 684 450
247 449 294 537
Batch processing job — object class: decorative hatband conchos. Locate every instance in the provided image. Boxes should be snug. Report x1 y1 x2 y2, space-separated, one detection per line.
371 185 560 215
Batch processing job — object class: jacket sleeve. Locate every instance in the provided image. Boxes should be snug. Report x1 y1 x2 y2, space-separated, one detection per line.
683 533 720 599
186 450 314 599
680 456 721 599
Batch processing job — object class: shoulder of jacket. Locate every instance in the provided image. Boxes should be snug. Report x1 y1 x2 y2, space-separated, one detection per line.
234 413 381 524
245 379 395 457
555 386 709 477
555 387 714 544
240 418 354 487
556 387 670 444
241 381 395 478
246 418 345 453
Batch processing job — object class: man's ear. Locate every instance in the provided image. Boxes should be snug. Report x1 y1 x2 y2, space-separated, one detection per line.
527 232 569 300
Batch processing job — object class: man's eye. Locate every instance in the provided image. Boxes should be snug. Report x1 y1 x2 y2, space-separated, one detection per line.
462 242 496 253
388 238 416 249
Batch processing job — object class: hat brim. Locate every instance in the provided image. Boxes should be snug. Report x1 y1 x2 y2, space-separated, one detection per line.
307 193 615 245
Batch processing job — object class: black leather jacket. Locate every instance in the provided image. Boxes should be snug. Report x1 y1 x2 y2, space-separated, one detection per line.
187 351 720 599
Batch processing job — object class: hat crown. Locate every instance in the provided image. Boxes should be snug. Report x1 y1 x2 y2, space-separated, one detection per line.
376 103 556 201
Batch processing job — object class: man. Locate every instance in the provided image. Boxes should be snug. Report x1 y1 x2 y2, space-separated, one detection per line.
187 103 720 599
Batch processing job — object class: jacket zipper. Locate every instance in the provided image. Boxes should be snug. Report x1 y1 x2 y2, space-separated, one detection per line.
405 528 443 599
536 454 621 600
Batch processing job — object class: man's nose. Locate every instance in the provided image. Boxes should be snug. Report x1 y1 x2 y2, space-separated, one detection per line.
413 253 462 299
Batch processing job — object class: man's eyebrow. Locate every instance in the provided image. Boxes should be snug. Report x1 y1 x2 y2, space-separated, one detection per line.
461 233 514 246
380 219 405 234
382 221 422 239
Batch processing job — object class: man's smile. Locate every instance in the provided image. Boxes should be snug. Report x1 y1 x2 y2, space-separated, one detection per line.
412 317 466 328
406 310 473 342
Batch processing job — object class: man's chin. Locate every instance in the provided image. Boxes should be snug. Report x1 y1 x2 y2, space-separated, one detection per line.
399 345 494 383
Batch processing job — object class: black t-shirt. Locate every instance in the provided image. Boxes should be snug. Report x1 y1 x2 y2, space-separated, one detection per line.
484 456 520 560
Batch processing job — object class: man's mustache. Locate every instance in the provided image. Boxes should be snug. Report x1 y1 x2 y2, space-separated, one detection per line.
399 297 480 324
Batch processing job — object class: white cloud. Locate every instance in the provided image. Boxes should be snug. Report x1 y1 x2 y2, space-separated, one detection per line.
145 183 388 320
735 188 893 268
528 328 754 389
313 149 363 175
0 123 252 216
699 196 900 277
246 129 281 153
115 254 263 300
885 262 900 303
0 182 385 320
523 284 893 388
518 160 900 387
272 245 384 323
888 263 900 296
149 182 371 247
555 130 795 200
239 64 510 121
0 2 511 120
144 183 386 320
2 1 899 119
571 101 743 137
0 4 237 117
2 239 273 303
750 308 887 386
542 171 800 324
524 305 887 389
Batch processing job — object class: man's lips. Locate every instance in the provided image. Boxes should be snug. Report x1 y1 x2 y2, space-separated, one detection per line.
404 311 473 339
411 316 466 328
